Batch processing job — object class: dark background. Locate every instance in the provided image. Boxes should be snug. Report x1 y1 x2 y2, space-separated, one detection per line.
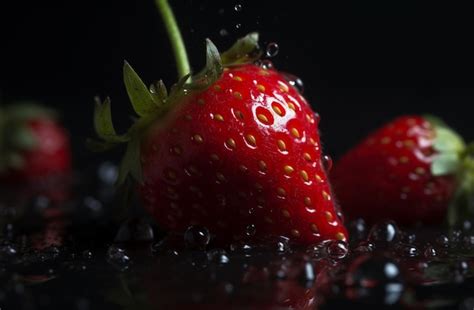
1 0 474 162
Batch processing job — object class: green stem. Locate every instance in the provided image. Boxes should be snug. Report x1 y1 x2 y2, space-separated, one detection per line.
155 0 191 79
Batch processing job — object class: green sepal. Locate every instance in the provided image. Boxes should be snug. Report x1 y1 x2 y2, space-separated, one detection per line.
185 39 223 90
433 127 465 153
220 32 261 66
91 33 264 185
123 61 160 116
168 73 190 102
149 80 168 105
93 97 129 143
432 153 460 176
427 115 466 177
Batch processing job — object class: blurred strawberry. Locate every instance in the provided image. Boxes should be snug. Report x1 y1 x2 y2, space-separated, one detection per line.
0 102 71 183
331 115 473 226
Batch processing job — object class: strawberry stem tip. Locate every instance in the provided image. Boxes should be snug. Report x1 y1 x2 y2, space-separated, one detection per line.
154 0 191 79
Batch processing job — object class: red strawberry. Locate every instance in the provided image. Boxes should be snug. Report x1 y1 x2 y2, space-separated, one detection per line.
331 115 472 226
0 103 71 185
90 1 347 245
137 61 348 244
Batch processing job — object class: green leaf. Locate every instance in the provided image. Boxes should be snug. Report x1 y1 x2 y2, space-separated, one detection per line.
432 153 460 176
185 39 223 90
123 61 159 116
93 97 129 143
220 32 261 66
433 127 465 153
117 137 143 185
149 80 168 105
168 73 191 103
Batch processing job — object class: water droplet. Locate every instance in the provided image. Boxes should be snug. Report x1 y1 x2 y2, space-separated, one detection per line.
207 249 230 264
463 235 474 249
245 224 256 237
152 243 180 257
97 161 118 185
349 218 367 243
234 4 242 12
298 262 316 288
368 221 399 247
396 244 419 258
230 242 253 254
353 241 375 254
305 243 325 259
449 229 462 245
436 234 449 248
82 250 93 259
322 155 333 172
258 59 274 70
345 255 404 305
218 282 234 295
106 245 130 271
455 260 469 275
219 28 229 37
313 112 321 124
82 196 103 218
274 236 290 253
283 72 304 93
0 244 17 262
184 225 210 250
462 220 472 231
423 244 437 258
326 240 349 260
265 42 279 58
402 233 416 244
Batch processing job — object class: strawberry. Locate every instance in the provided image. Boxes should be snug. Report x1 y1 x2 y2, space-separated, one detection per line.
90 0 347 245
331 115 474 226
0 103 71 185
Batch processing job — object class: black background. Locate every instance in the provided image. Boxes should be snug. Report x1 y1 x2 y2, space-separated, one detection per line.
1 0 474 162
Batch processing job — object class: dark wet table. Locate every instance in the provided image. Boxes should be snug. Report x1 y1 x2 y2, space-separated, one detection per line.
1 162 474 309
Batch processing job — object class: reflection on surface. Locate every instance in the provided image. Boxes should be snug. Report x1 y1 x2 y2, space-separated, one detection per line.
1 164 474 309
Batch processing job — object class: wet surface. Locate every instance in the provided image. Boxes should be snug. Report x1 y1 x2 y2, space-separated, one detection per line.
1 162 474 309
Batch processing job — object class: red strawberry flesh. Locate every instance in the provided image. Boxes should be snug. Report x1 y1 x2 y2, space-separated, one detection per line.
139 64 347 244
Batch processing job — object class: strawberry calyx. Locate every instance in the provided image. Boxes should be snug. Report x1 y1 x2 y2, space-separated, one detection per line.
89 33 262 184
0 103 55 173
426 115 474 226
